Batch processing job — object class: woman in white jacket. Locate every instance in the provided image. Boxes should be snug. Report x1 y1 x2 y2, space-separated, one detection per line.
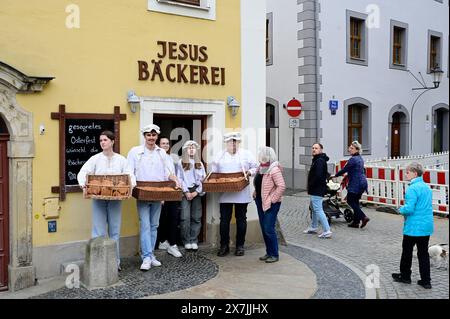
77 131 135 271
177 140 206 251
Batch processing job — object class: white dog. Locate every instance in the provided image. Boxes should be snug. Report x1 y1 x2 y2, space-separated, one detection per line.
428 244 448 270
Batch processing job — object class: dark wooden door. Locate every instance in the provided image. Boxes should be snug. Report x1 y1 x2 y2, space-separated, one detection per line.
391 115 401 158
0 135 9 291
153 114 208 243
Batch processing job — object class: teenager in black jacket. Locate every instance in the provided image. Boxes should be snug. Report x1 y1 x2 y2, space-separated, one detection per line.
304 143 332 238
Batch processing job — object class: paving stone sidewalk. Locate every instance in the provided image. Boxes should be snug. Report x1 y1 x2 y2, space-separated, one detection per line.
278 192 449 299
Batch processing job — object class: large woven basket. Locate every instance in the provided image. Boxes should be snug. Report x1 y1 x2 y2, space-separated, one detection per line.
132 181 183 201
85 174 131 200
202 172 249 193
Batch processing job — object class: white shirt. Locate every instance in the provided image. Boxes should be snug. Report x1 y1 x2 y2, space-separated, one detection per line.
176 159 206 193
127 144 175 182
77 152 136 187
211 149 258 203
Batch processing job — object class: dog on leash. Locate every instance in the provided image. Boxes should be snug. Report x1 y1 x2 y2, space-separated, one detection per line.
428 244 448 270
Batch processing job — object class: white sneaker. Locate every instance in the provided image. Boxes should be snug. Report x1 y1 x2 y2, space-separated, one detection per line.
151 256 162 267
167 245 182 258
185 243 192 250
191 243 198 250
318 231 332 239
158 240 170 250
303 228 318 234
140 257 152 271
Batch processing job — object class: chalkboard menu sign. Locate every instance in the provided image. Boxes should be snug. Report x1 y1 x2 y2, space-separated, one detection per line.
65 119 115 186
51 105 127 200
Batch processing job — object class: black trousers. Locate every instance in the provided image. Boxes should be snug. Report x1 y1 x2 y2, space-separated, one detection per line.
156 201 180 247
346 192 367 223
220 203 248 248
400 235 431 283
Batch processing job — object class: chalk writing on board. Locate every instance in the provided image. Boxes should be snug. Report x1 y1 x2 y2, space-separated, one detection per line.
65 119 114 186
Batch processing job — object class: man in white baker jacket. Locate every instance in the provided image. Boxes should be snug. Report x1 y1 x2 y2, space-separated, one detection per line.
127 124 180 271
211 132 258 257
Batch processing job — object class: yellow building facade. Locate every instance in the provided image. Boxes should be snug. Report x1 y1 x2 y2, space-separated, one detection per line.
0 0 266 291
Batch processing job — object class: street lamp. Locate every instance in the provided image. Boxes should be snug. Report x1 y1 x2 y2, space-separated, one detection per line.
409 65 444 150
432 66 444 89
411 65 444 90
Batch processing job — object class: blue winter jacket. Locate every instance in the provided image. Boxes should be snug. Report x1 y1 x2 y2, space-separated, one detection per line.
335 154 368 194
399 176 434 237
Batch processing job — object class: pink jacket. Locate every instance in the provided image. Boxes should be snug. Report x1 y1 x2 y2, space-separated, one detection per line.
257 163 286 212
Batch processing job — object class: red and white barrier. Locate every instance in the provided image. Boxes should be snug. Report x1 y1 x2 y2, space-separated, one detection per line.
335 163 449 215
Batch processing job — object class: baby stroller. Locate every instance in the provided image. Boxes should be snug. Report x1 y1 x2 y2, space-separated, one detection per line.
309 179 354 224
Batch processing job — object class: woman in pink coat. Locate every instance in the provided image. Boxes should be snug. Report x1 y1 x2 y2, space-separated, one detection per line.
253 147 286 263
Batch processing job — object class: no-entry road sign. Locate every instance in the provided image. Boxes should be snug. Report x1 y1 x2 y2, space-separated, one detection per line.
286 98 302 117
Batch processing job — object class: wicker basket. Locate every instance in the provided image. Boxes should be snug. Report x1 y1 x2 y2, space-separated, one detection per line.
85 174 131 200
202 172 249 193
132 181 183 201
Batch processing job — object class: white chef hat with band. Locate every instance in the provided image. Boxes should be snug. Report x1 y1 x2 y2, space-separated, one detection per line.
223 132 242 142
141 124 161 134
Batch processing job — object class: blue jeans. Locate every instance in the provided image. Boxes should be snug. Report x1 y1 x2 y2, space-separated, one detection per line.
92 199 122 265
255 198 281 258
310 195 330 232
137 201 162 259
180 196 202 244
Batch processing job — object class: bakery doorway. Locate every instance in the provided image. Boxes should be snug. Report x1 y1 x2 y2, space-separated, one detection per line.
153 114 208 243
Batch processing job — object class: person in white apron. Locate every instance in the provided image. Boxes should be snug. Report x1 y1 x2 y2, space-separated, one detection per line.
77 130 135 271
127 124 180 271
211 132 258 257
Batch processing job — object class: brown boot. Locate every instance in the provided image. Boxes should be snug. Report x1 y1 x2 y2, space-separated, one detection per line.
360 217 370 229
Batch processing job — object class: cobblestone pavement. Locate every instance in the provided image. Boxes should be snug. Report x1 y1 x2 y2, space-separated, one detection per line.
31 250 218 299
278 192 449 299
280 245 365 299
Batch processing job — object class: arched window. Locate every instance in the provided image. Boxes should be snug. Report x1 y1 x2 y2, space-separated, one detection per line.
432 105 449 152
344 98 372 155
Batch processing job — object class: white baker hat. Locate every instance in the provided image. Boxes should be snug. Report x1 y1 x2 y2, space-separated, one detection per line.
182 140 200 149
223 132 242 142
141 124 161 134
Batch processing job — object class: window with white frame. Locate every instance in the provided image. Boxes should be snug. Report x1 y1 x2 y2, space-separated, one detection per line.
148 0 216 20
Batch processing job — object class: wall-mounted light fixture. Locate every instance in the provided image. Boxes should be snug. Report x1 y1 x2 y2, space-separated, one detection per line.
227 96 240 117
408 64 444 150
127 90 141 113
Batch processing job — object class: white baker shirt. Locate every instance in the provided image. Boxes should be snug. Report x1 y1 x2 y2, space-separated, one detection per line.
127 145 175 182
77 152 136 187
176 159 206 193
211 149 258 203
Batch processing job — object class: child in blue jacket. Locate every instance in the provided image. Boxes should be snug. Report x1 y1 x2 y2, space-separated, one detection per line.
392 162 434 289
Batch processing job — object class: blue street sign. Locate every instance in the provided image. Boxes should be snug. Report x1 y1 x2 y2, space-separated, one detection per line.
329 100 339 110
329 100 339 115
48 220 57 233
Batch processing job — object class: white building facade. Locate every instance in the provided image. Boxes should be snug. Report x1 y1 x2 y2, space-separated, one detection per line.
267 0 449 188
